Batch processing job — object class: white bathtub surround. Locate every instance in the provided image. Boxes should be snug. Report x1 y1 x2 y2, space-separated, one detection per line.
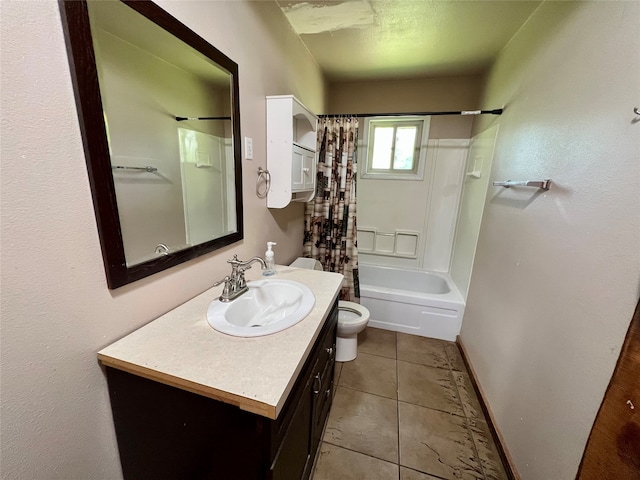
450 125 499 300
98 266 343 419
357 228 420 258
359 264 464 341
178 129 237 246
357 138 469 272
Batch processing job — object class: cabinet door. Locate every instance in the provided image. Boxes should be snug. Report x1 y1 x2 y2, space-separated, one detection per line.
270 366 314 480
292 145 315 193
302 149 316 191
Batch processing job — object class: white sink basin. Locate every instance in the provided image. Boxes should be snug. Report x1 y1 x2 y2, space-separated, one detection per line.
206 279 315 337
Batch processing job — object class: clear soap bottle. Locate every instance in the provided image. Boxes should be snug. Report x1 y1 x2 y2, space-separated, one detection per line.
263 242 277 276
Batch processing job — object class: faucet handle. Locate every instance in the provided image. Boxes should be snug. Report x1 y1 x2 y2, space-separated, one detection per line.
213 275 233 301
237 269 248 289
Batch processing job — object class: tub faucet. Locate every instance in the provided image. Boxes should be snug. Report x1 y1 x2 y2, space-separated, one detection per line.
155 243 169 255
213 255 267 302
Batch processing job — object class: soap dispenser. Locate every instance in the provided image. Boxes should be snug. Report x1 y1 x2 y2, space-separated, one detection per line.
263 242 277 276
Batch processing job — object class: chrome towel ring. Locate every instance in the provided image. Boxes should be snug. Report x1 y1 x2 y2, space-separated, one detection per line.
256 167 270 198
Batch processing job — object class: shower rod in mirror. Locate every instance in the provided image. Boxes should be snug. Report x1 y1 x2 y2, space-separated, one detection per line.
112 165 158 173
318 108 503 118
175 116 232 121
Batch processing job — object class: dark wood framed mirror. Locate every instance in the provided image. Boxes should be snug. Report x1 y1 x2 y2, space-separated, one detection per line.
59 0 243 289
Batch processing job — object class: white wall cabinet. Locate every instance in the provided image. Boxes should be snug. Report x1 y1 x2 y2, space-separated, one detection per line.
266 95 318 208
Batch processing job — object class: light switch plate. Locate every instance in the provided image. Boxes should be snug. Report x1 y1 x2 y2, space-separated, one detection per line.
244 136 253 160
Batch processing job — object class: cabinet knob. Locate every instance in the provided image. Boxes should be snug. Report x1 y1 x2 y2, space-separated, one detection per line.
303 168 310 174
326 345 335 361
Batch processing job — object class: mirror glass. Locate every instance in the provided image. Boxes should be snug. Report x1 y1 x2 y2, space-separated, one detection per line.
60 0 243 288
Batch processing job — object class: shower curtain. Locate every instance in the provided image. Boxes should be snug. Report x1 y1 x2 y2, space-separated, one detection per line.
303 116 360 302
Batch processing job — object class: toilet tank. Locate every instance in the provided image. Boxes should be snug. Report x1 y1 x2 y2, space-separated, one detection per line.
290 257 323 271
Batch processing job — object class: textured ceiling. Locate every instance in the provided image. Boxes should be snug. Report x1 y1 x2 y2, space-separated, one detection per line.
277 0 542 81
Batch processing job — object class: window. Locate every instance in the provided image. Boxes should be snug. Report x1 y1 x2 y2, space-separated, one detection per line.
363 116 430 180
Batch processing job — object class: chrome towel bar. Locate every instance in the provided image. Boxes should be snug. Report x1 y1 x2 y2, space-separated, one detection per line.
493 179 551 190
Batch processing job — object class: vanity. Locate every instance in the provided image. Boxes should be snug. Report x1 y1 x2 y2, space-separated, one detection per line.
98 266 343 479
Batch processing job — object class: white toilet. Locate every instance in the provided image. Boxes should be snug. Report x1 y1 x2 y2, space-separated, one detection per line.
290 257 370 362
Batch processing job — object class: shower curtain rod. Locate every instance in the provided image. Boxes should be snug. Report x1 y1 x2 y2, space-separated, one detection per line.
317 108 503 118
175 116 231 121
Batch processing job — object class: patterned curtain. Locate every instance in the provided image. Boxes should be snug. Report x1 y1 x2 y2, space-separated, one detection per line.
303 117 360 302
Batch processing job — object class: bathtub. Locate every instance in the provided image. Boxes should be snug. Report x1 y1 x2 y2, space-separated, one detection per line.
358 264 465 341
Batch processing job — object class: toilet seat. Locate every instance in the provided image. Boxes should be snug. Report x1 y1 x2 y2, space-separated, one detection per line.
338 301 369 325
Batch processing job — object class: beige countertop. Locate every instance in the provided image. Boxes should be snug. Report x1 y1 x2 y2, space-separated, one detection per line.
98 266 343 420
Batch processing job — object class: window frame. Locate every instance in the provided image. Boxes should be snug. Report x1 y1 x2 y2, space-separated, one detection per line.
362 116 431 180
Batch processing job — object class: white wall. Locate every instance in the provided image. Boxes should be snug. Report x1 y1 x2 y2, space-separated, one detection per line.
461 2 640 479
0 1 324 478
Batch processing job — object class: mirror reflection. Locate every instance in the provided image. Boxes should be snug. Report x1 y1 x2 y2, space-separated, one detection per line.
87 0 238 267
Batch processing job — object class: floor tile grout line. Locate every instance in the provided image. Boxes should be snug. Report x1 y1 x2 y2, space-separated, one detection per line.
400 465 452 480
396 398 473 418
322 439 399 467
337 378 470 419
335 383 398 402
396 356 459 372
357 350 397 360
345 350 454 372
400 401 467 419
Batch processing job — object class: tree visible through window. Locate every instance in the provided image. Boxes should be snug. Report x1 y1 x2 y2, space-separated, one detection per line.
366 118 425 177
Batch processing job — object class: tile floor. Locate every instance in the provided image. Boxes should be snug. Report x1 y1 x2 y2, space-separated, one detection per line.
312 327 508 480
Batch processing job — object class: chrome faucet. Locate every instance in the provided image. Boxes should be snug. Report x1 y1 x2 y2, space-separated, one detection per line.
213 255 267 302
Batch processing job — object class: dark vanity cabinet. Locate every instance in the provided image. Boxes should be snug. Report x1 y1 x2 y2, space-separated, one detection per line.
105 299 338 480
